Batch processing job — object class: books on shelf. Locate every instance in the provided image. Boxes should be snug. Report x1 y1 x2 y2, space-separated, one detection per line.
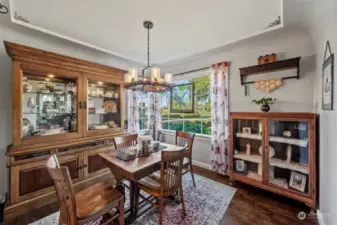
236 133 308 147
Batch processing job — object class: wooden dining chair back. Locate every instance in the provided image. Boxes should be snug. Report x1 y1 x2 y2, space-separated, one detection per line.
160 148 185 197
175 131 196 186
136 146 187 225
113 134 138 149
46 155 77 225
46 155 125 225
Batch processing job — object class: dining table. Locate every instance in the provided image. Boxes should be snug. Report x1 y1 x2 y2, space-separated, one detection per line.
98 142 184 224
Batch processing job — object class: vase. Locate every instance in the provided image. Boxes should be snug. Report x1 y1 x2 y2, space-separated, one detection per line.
261 104 270 112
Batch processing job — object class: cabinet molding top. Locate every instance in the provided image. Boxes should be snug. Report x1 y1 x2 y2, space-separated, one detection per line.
4 41 127 79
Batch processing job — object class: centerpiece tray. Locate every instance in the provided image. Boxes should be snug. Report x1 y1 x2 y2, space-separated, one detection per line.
117 145 167 161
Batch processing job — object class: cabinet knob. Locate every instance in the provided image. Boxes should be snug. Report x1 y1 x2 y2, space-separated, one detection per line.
79 102 83 109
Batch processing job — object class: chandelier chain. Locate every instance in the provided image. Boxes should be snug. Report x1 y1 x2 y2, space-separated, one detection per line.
147 27 150 67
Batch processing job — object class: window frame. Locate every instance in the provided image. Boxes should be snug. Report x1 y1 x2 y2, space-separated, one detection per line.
161 70 212 137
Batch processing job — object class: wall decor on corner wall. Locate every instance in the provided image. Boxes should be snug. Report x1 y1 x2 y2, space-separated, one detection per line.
322 40 334 110
254 78 282 93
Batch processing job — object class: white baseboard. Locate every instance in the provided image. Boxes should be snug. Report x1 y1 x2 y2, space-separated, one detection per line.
192 160 212 170
317 210 326 225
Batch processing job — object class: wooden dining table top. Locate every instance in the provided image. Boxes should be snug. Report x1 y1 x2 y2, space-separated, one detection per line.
98 142 184 180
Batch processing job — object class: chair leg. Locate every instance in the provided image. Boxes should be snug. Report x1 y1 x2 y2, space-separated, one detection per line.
119 198 125 225
159 197 164 225
189 160 196 187
179 183 186 216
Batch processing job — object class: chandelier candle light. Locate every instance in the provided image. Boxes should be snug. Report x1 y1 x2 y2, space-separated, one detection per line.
124 21 172 92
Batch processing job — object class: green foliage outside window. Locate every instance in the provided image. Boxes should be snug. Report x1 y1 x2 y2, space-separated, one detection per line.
161 74 211 135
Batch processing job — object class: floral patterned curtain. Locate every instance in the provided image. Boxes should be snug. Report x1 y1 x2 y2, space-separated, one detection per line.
210 62 229 175
127 90 140 133
148 93 161 140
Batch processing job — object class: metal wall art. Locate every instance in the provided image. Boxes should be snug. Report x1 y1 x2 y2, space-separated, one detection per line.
254 78 282 93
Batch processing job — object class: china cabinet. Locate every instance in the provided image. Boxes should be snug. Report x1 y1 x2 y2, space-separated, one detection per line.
229 112 316 211
4 41 126 224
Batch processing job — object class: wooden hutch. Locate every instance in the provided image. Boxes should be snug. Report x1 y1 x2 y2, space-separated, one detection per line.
4 41 126 224
229 112 316 212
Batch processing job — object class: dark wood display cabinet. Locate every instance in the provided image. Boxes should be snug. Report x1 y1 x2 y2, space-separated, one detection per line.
229 112 317 212
4 41 126 224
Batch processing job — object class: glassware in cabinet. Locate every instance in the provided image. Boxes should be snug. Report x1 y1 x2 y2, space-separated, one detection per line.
21 73 78 138
85 79 122 134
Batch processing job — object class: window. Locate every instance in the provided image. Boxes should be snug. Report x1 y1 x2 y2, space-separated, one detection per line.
161 74 211 135
138 92 149 130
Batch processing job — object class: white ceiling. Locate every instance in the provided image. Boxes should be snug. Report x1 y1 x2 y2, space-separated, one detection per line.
10 0 282 65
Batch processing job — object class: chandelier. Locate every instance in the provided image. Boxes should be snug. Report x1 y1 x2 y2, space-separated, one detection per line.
124 21 172 92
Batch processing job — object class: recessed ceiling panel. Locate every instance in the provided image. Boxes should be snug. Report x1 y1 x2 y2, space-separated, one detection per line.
11 0 282 64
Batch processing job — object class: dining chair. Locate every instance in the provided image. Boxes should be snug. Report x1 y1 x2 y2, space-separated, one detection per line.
135 147 187 225
113 134 138 149
46 155 125 225
175 131 196 186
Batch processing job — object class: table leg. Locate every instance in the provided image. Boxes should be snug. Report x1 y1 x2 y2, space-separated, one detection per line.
129 180 135 216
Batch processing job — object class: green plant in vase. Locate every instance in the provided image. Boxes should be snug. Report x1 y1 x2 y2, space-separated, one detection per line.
252 97 277 112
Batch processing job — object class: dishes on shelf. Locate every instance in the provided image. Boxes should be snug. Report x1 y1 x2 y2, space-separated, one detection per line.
89 124 108 130
22 118 34 137
104 101 117 113
39 127 66 136
259 145 275 158
22 77 32 92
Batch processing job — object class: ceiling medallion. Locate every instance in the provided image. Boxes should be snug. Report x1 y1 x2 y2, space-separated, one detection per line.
124 21 172 93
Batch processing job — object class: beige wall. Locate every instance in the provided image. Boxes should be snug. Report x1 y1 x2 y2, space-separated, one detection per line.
161 28 316 168
312 0 337 224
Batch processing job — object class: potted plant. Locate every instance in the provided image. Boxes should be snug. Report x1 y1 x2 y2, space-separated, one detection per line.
252 97 277 112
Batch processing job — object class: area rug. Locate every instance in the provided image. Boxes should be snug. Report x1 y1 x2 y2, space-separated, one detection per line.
29 174 236 225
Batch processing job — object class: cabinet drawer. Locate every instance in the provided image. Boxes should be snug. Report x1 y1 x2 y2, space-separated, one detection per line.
11 154 83 204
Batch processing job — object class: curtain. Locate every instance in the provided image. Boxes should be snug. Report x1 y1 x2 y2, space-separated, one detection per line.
148 93 161 140
127 90 140 133
210 62 229 175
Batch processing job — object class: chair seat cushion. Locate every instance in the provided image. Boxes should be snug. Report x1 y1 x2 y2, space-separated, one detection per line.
75 182 123 219
138 171 177 193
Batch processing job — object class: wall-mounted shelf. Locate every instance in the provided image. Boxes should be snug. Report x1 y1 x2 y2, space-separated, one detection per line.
239 57 301 95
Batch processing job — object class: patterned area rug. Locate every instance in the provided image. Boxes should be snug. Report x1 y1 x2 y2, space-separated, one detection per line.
29 174 236 225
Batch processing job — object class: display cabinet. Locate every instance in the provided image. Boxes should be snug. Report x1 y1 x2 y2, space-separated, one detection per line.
229 112 316 211
4 41 126 224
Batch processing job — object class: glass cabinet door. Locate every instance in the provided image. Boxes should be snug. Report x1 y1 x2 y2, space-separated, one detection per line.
84 77 123 135
267 120 310 195
21 71 80 142
232 118 264 182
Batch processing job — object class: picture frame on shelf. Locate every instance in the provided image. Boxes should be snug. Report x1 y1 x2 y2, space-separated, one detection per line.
235 160 247 174
322 40 334 110
289 171 307 192
242 127 251 135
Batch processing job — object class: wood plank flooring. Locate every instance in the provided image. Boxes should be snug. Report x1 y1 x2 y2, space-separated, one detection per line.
12 166 318 225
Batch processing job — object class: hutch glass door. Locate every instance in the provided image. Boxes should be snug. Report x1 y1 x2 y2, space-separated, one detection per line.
232 118 264 182
21 71 80 143
266 120 310 195
85 78 122 136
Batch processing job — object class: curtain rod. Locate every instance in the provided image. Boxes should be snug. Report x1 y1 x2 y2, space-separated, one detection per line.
173 66 210 76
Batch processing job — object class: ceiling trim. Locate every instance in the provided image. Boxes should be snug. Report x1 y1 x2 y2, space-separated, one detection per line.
9 0 284 66
9 0 145 65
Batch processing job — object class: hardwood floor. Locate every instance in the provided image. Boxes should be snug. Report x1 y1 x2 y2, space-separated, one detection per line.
11 166 318 225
